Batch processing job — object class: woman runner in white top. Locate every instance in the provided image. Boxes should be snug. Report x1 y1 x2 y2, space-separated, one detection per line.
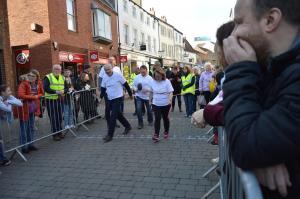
150 67 174 142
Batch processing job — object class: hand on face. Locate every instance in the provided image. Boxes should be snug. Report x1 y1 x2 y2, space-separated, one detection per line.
223 36 257 65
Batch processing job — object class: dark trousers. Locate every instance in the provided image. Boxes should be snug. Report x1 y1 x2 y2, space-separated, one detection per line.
107 97 131 137
171 95 182 110
136 97 153 125
152 104 171 135
104 95 110 127
193 95 198 112
183 94 195 117
46 99 63 135
203 91 211 104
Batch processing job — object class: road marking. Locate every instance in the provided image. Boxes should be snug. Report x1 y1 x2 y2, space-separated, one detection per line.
76 135 209 140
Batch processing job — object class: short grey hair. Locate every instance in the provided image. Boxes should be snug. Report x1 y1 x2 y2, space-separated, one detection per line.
104 64 113 70
52 64 62 70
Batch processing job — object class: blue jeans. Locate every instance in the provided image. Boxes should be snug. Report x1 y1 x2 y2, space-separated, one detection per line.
0 142 7 161
19 113 35 150
64 104 74 126
183 94 195 117
136 97 153 125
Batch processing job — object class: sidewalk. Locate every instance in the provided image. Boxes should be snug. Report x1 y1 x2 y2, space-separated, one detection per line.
0 101 219 199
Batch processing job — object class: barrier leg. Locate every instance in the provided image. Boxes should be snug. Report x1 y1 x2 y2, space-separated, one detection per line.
10 149 28 162
202 164 219 178
200 181 220 199
207 134 215 143
205 127 214 135
67 128 77 137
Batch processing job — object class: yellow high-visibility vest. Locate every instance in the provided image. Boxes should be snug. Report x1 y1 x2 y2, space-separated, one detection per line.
44 73 65 100
129 73 137 87
181 74 195 95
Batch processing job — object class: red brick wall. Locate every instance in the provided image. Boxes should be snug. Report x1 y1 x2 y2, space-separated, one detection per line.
48 0 119 65
0 0 15 90
6 0 52 82
4 0 119 87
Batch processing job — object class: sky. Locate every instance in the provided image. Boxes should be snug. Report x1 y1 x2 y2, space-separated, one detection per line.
143 0 236 45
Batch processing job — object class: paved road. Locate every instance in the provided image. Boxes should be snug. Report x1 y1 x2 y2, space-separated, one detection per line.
0 100 219 199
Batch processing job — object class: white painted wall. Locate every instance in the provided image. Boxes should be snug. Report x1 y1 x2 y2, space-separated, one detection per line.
118 0 159 58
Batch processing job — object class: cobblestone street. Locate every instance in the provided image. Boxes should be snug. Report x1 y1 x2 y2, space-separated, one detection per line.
0 101 219 199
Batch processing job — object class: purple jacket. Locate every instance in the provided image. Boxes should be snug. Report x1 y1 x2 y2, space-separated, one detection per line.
199 71 213 92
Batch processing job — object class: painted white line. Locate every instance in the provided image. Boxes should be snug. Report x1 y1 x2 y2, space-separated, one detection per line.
76 135 208 140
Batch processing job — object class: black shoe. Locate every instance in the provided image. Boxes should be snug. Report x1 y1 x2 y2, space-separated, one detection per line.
103 135 113 143
148 122 153 126
53 135 61 141
21 149 30 154
133 113 137 116
28 146 38 151
179 109 182 112
123 127 132 135
1 159 11 166
138 124 143 129
116 123 121 128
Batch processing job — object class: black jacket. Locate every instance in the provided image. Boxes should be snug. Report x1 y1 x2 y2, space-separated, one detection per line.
223 33 300 199
169 73 182 95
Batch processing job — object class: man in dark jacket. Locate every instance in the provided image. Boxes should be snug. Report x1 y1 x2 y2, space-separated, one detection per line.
223 0 300 198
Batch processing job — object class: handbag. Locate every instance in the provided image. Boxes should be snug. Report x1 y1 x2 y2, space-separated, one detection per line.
198 95 207 106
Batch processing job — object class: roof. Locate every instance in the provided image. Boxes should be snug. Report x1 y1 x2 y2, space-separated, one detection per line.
183 38 199 54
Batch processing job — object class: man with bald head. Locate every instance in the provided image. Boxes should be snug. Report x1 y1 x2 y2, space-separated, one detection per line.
44 64 65 141
100 64 133 143
222 0 300 198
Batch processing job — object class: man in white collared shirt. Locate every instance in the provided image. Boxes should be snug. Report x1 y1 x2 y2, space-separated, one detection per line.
100 64 133 143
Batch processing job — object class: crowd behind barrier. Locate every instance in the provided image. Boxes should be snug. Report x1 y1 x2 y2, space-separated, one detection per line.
0 88 102 161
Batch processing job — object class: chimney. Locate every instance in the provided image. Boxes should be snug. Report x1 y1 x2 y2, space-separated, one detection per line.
160 16 167 22
149 8 156 16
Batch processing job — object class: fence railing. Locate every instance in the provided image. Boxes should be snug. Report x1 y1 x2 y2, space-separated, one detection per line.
202 127 263 199
0 88 102 162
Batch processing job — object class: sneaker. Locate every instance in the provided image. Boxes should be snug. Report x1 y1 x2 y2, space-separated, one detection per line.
103 135 113 143
64 125 70 129
163 132 169 139
1 159 11 166
28 146 38 151
58 133 65 139
70 125 76 128
123 127 132 135
152 133 159 143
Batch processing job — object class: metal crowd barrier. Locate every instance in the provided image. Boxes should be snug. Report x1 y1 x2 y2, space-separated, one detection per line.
201 127 263 199
0 88 103 162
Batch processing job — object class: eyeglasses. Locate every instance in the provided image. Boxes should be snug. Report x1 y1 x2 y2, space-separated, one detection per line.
28 74 37 78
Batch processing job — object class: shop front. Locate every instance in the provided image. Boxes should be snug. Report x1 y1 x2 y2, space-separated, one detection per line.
59 51 85 78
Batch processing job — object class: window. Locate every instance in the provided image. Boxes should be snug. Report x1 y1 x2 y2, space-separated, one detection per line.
66 0 76 31
153 20 156 30
123 0 128 12
161 26 165 36
179 35 182 43
124 24 129 45
146 17 150 26
133 28 138 47
148 36 151 52
132 6 136 18
140 12 144 22
141 32 145 44
93 9 112 40
153 38 156 53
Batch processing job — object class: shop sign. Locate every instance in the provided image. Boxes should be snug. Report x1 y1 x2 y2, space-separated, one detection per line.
59 51 85 63
90 51 99 62
120 55 128 63
15 49 30 68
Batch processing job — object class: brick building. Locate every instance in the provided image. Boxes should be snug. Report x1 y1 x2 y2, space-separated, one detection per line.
2 0 118 90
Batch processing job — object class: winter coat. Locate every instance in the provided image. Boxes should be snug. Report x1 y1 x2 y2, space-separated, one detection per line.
14 81 43 121
223 33 300 199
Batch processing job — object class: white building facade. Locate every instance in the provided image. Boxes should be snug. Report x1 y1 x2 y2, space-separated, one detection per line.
118 0 160 74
